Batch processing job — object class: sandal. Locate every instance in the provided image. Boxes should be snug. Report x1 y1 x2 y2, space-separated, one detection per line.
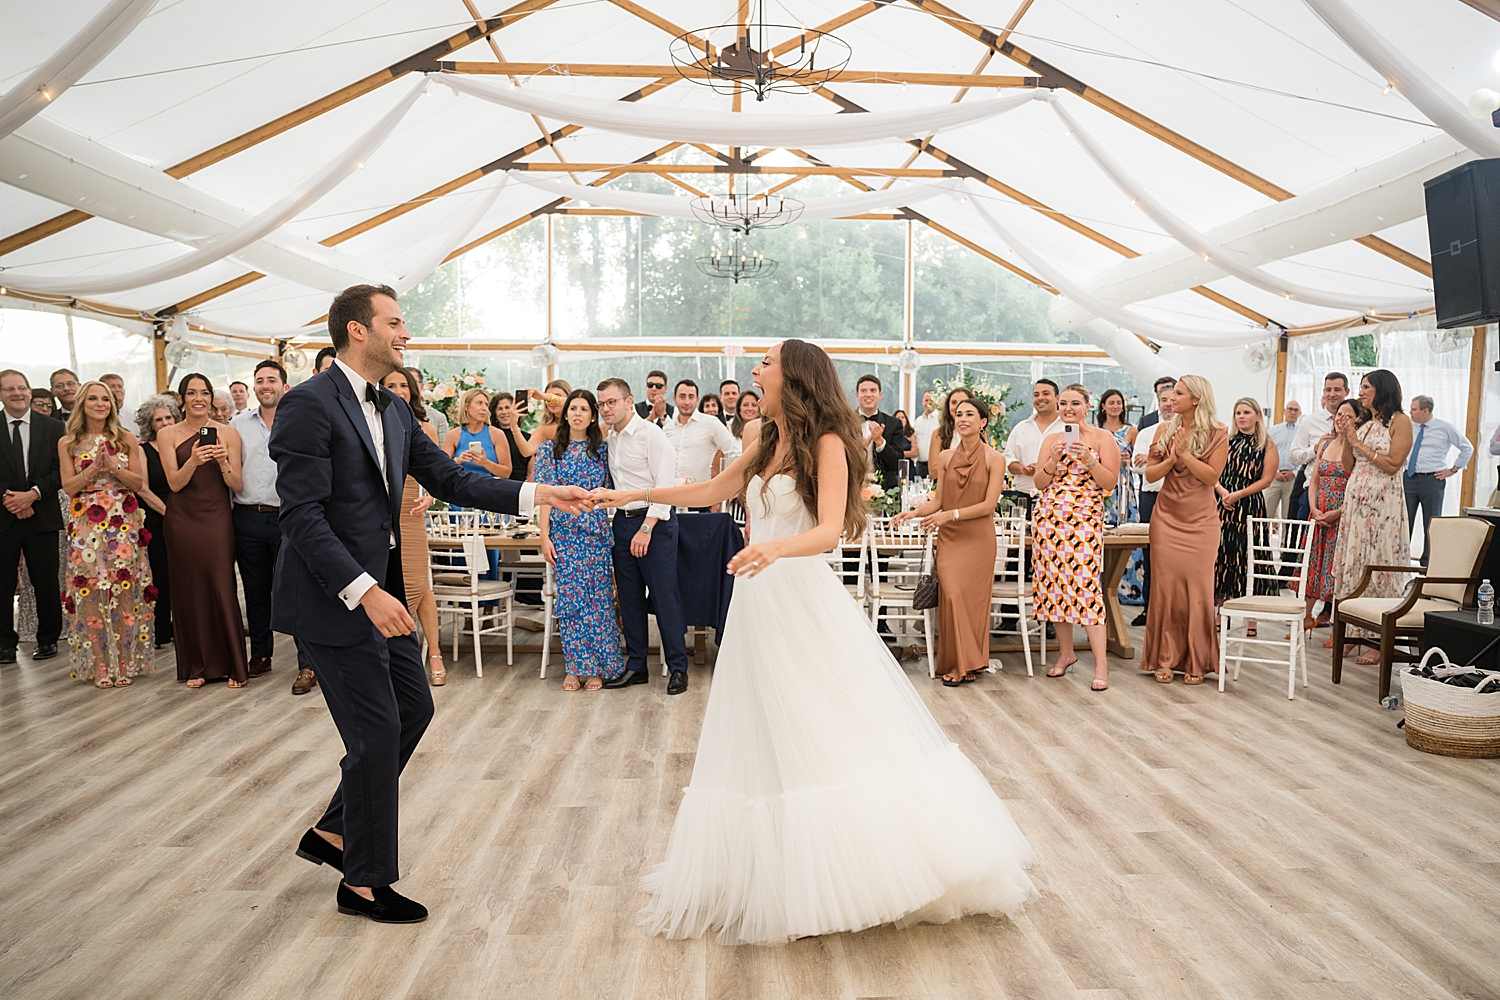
562 675 581 691
185 678 205 689
1091 675 1109 691
1046 657 1077 679
96 677 114 689
429 655 446 687
1245 624 1257 637
940 673 964 687
1355 653 1380 665
115 676 132 687
1323 637 1335 648
1184 673 1204 685
1155 669 1174 684
1303 615 1318 631
227 678 246 689
584 676 603 691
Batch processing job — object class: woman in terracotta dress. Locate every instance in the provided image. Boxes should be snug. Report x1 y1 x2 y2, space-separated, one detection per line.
1304 399 1363 640
893 397 1007 686
381 369 445 685
1031 384 1121 692
158 373 248 688
1141 375 1229 685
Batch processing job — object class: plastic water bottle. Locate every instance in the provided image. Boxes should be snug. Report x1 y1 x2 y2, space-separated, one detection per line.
1479 579 1495 626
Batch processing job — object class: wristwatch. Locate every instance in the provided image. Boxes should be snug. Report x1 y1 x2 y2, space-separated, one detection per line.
638 523 653 535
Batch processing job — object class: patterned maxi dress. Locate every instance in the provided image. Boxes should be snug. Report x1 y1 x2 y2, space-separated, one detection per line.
1332 419 1409 603
1214 432 1268 601
533 439 625 678
64 434 155 683
1032 446 1106 625
1304 446 1350 602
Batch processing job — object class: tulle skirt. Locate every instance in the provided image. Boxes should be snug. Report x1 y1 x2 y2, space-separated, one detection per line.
638 555 1037 946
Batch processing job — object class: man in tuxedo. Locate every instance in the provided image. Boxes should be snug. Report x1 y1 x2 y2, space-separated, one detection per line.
0 370 66 663
270 285 592 923
49 368 80 422
855 374 906 490
635 369 670 424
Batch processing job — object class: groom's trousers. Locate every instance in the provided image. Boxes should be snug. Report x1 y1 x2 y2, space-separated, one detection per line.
301 625 432 887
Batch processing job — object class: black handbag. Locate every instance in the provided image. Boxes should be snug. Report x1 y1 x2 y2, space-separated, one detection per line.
912 572 939 610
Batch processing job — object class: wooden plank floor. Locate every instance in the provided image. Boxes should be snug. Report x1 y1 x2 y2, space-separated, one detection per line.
3 625 1499 1000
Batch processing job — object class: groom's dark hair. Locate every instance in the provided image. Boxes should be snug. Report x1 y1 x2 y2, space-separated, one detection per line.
328 284 398 351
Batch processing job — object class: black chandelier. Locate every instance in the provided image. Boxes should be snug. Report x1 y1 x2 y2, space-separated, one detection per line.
690 185 804 234
670 0 852 103
696 238 778 283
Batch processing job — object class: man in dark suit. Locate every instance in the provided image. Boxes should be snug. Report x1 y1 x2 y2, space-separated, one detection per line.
855 374 907 490
270 285 592 924
0 369 66 663
635 369 670 424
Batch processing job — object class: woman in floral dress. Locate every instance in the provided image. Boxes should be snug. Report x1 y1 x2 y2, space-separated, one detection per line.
1304 399 1362 637
57 381 157 687
535 390 624 690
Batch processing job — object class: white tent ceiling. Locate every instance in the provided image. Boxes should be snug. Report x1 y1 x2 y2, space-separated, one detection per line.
0 0 1490 374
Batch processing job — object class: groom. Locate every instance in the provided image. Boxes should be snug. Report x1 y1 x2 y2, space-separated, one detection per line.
270 284 592 923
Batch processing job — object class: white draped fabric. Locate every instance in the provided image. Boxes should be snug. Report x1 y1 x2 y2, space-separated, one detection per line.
1302 0 1500 159
965 185 1274 348
0 0 159 141
393 173 509 293
511 174 953 221
439 74 1042 147
1050 97 1433 315
0 78 429 296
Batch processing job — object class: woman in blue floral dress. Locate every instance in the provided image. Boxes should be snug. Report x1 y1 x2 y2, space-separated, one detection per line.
535 390 624 690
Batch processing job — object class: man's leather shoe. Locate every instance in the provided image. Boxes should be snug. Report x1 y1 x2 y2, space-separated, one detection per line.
247 655 273 677
601 669 649 689
295 828 344 871
1131 613 1147 627
667 672 689 696
0 648 15 664
32 642 58 660
291 668 317 695
337 882 428 923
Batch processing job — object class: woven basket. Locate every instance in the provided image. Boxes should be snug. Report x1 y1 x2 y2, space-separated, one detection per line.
1401 649 1500 759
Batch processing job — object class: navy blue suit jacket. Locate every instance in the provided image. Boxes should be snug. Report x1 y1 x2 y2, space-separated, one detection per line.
269 367 524 647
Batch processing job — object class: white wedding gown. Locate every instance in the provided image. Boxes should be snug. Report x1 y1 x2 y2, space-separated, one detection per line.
638 474 1037 946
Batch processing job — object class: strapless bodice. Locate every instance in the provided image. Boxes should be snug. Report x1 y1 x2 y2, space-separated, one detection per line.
746 474 816 542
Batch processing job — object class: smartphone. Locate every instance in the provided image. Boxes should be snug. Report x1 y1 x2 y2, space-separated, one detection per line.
513 389 531 413
1063 423 1079 446
198 426 218 447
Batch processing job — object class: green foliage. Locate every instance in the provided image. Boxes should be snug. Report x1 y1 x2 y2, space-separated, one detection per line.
929 370 1014 448
1347 333 1378 368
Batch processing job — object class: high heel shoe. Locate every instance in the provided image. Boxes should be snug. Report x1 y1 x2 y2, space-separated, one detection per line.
428 655 446 686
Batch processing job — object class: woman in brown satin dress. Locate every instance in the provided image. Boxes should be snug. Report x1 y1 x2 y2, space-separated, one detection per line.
893 397 1006 685
380 369 445 685
1141 375 1229 685
158 373 248 688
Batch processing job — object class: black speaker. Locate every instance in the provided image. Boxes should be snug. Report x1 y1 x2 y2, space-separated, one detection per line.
1425 157 1500 329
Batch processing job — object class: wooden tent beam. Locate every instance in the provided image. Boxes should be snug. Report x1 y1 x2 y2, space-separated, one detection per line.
497 162 961 176
0 211 92 258
444 62 1038 88
1461 325 1487 508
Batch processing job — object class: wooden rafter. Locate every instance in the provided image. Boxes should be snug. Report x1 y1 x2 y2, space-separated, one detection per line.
0 211 92 258
444 62 1038 88
497 162 960 177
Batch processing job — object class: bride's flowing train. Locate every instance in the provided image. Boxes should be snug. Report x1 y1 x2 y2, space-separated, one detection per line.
638 475 1037 946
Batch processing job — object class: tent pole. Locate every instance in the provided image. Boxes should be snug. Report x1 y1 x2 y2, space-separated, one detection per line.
1273 331 1288 416
1462 325 1487 509
154 326 168 394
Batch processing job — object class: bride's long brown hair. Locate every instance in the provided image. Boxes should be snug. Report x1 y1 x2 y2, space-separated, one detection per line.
744 339 869 540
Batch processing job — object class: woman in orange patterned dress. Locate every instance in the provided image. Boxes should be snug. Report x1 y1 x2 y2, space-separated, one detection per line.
1031 384 1120 691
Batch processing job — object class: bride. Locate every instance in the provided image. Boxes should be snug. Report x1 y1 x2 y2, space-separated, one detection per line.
595 339 1036 946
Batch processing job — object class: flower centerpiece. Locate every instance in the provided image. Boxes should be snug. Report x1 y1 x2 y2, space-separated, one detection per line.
422 367 488 421
928 371 1013 449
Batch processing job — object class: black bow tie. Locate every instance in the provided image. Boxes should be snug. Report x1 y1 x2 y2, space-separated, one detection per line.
365 383 392 413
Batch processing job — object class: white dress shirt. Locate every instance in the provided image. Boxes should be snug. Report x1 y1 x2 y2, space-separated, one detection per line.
1002 413 1060 495
607 413 676 521
661 409 735 485
1407 416 1474 474
1289 406 1335 468
4 408 37 492
912 409 941 462
230 406 280 507
333 360 536 610
1132 422 1165 493
1268 420 1299 472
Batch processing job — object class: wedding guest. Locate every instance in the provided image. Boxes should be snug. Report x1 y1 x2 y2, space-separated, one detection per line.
1128 386 1175 626
1135 376 1177 433
1265 401 1301 519
100 373 126 412
381 368 445 685
30 389 56 417
1031 384 1120 691
489 391 531 481
1304 399 1363 635
134 394 181 648
635 370 670 423
50 368 80 420
911 389 941 478
1404 395 1473 565
698 392 725 423
1214 397 1277 612
211 389 234 424
1097 388 1137 524
718 380 740 419
512 379 571 460
854 375 905 490
229 360 290 680
595 377 687 693
229 380 250 413
929 386 975 465
1004 379 1061 498
663 379 735 490
536 389 625 690
58 381 155 687
1288 372 1350 521
158 372 248 688
405 366 447 441
1332 369 1413 667
895 410 919 467
441 388 511 480
726 390 759 465
892 397 1007 685
1141 375 1229 685
313 346 337 374
1 369 66 664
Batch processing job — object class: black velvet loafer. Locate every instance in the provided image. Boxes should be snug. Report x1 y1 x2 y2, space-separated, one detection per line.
295 828 344 871
337 882 428 923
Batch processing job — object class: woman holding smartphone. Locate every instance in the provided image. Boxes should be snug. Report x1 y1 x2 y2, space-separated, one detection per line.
441 387 512 481
158 372 248 689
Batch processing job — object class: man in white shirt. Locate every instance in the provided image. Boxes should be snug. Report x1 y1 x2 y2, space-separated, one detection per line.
101 373 127 413
229 380 250 413
661 379 736 506
596 377 690 694
1264 401 1301 520
230 360 291 682
911 390 941 478
1288 372 1349 520
1128 388 1175 625
1405 395 1476 564
1003 379 1061 495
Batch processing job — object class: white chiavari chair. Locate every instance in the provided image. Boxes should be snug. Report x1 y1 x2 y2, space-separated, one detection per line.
823 527 871 619
868 518 934 675
1217 517 1315 698
426 509 514 677
991 513 1042 676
